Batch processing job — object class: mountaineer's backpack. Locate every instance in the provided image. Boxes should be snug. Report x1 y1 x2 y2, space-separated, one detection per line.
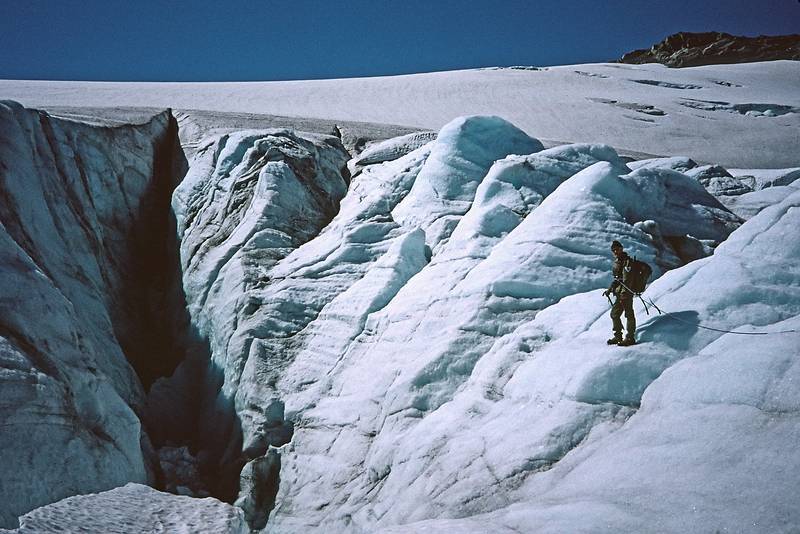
625 257 652 294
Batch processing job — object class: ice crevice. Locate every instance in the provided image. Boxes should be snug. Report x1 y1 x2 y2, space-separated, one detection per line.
157 126 355 528
0 101 197 528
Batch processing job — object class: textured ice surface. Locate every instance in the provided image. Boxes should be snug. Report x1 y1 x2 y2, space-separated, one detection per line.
2 97 798 533
0 101 185 527
265 148 742 532
718 184 800 219
159 115 753 532
376 189 800 534
728 167 800 190
627 156 699 173
391 116 543 247
0 483 247 534
629 161 800 215
148 126 352 524
349 130 438 174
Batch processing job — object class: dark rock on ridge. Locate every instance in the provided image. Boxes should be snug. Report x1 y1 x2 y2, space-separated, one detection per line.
619 32 800 68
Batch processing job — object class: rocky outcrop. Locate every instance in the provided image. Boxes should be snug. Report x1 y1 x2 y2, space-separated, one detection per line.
0 101 187 528
619 32 800 67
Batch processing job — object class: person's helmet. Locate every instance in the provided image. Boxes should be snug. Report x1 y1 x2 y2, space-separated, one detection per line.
611 240 623 250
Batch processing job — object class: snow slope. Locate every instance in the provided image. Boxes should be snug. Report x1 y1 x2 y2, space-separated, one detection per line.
264 132 744 532
378 187 800 534
1 60 799 167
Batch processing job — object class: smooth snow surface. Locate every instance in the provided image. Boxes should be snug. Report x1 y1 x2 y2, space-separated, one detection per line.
1 61 799 167
0 483 247 534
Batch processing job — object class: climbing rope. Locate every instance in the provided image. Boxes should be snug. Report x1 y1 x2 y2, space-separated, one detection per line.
611 280 797 336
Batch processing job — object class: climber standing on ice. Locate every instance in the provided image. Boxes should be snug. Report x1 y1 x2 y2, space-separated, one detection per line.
604 240 636 346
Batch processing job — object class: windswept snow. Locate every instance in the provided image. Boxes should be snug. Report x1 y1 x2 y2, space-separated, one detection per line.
0 484 247 534
1 60 798 167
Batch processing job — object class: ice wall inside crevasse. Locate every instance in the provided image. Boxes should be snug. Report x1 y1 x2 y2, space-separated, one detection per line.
0 100 186 527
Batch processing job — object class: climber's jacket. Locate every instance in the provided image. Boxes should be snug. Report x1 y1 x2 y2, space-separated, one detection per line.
608 251 632 298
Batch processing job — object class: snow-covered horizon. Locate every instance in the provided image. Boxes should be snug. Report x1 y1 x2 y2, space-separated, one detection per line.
2 60 798 168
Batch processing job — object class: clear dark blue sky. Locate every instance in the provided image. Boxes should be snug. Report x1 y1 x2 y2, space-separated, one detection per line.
2 0 798 81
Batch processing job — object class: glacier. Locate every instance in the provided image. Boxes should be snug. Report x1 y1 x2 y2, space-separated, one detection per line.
378 187 800 533
0 100 186 527
0 59 799 534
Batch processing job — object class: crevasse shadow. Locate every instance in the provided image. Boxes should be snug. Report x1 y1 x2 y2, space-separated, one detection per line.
138 114 291 531
127 112 249 514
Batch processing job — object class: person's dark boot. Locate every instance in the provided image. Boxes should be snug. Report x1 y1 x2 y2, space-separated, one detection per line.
619 335 636 346
607 335 622 345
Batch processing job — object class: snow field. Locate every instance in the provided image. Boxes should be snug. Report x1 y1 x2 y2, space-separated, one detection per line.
2 60 799 168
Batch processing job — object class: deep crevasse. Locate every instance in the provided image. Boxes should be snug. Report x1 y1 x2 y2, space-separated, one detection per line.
0 100 187 527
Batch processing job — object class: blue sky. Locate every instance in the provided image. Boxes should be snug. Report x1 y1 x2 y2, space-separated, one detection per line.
1 0 797 81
